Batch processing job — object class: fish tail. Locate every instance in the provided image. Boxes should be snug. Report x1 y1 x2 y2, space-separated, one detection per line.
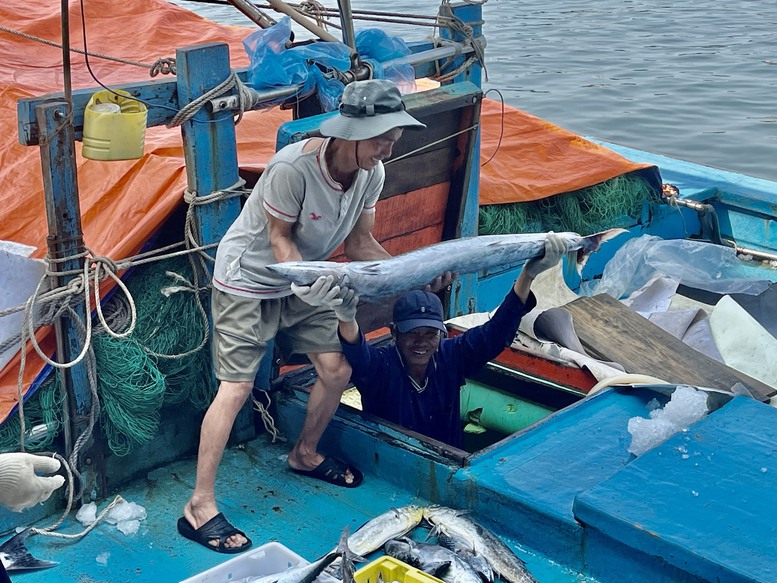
337 525 365 583
575 228 627 273
0 529 57 572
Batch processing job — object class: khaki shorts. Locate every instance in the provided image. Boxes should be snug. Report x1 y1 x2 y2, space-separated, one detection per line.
211 288 342 382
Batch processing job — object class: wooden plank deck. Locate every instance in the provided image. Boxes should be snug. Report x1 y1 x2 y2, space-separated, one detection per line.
562 294 776 402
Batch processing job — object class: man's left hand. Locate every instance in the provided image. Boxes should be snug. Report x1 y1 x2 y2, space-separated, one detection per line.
425 271 456 293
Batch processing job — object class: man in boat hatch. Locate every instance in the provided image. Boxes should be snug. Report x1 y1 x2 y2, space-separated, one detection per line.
178 79 448 554
305 234 567 448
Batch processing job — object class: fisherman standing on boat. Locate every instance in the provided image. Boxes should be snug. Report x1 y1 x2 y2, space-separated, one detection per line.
179 79 433 554
321 234 567 447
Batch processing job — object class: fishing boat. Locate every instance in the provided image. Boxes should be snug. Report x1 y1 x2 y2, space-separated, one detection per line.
1 0 776 582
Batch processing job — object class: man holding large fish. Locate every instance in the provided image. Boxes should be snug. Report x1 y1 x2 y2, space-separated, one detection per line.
179 79 437 554
295 235 567 447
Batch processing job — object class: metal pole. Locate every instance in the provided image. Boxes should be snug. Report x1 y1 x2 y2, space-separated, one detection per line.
226 0 277 29
205 41 482 114
265 0 341 43
337 0 357 52
60 0 72 105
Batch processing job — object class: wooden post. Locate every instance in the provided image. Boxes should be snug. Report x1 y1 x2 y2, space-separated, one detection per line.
176 43 242 256
439 2 484 317
438 2 484 88
35 101 100 498
175 42 255 441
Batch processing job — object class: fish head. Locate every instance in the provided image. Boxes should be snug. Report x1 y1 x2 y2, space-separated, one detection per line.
384 538 414 560
265 261 345 288
422 505 458 525
396 505 425 525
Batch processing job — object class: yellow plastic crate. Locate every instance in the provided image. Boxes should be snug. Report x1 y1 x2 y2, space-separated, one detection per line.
354 556 444 583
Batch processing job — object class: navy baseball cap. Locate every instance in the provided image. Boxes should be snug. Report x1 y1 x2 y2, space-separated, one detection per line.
393 290 447 334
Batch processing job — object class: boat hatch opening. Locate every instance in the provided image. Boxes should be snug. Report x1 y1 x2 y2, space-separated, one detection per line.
271 335 583 461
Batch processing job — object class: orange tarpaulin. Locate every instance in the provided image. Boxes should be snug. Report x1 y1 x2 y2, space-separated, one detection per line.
0 0 651 424
478 102 654 205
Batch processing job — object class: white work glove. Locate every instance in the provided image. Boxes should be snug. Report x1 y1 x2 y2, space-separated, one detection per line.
523 233 568 279
290 275 342 307
0 453 65 512
333 285 359 322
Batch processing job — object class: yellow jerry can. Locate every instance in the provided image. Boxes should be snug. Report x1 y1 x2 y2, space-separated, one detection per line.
82 89 147 161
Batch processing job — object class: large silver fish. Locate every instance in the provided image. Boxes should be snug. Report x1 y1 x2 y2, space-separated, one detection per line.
437 533 494 582
266 230 624 299
423 506 537 583
384 537 483 583
0 529 56 573
346 505 425 557
325 506 425 580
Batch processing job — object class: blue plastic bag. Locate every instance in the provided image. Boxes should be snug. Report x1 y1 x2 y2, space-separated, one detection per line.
243 17 351 110
356 29 415 92
243 19 416 112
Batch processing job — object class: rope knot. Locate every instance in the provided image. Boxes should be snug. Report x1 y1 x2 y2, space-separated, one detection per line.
149 57 177 77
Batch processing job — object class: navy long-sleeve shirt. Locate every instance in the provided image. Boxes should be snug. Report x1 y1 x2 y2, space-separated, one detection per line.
339 290 537 448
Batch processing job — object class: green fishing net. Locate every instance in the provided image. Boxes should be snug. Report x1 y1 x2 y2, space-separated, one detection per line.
0 256 217 457
0 375 63 453
93 255 217 455
479 173 660 235
125 256 217 410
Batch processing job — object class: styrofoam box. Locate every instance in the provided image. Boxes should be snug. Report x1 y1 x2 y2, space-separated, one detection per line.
179 541 340 583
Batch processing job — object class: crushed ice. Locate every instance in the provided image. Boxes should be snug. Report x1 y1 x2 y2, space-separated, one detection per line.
76 499 147 536
627 385 709 456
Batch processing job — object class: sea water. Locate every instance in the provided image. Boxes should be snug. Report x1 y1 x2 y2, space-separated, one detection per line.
170 0 777 182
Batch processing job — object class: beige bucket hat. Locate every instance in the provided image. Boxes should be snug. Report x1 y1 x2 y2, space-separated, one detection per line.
320 79 426 141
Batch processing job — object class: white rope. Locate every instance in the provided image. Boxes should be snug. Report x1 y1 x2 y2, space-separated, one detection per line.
167 72 260 128
253 390 285 443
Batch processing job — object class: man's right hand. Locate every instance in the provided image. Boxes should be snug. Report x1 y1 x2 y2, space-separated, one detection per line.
290 275 342 307
523 233 567 279
0 453 65 512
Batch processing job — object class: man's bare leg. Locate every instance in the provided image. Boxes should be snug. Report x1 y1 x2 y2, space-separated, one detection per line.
287 352 354 482
183 380 252 549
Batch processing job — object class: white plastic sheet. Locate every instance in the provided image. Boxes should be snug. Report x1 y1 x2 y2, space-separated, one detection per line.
581 235 770 300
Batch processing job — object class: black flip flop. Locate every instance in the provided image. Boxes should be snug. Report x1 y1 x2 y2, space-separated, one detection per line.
177 512 252 554
291 455 364 488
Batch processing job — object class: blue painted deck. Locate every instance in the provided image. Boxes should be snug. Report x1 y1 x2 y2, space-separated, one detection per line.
575 396 777 583
8 383 777 582
9 389 583 583
13 431 432 583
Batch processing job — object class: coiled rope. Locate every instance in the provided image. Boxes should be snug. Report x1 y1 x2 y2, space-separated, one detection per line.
166 71 261 127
